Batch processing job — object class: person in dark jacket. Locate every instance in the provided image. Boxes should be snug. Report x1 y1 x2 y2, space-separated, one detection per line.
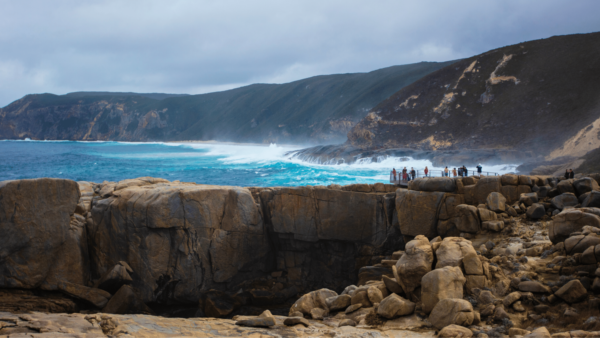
476 164 482 176
569 169 575 179
410 167 416 180
565 169 570 179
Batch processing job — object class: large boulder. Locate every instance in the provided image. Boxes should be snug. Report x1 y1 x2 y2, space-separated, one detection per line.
583 191 600 208
518 281 551 293
482 220 505 232
524 327 551 338
89 183 270 303
434 237 477 269
382 275 404 295
326 294 352 311
501 174 519 186
454 205 480 233
557 179 575 194
555 280 587 303
421 266 466 314
573 177 600 196
551 193 579 210
549 210 600 243
500 185 519 204
519 175 534 186
564 234 600 254
376 293 415 319
463 252 483 275
408 177 457 193
477 208 497 222
437 194 466 237
486 192 506 212
396 190 445 238
94 263 133 294
351 290 372 308
473 177 501 205
438 325 473 337
102 285 153 315
395 235 434 292
289 289 337 316
438 194 466 221
0 178 84 289
428 298 475 330
526 203 546 219
519 193 538 206
57 281 111 308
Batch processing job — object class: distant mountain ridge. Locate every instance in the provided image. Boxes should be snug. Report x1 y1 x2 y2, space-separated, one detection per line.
0 61 454 144
65 92 190 100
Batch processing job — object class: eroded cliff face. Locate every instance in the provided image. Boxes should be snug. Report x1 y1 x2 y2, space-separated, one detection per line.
0 95 172 141
86 181 402 306
0 177 402 315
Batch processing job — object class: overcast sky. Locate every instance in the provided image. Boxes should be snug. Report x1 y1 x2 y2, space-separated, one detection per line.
1 0 599 107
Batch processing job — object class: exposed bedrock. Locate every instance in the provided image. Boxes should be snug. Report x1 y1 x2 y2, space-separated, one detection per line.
3 172 600 320
0 177 403 315
0 178 85 289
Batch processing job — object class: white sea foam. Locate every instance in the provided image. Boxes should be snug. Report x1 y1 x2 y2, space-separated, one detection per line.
3 140 521 183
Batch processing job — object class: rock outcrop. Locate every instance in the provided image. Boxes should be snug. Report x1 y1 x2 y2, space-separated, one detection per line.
5 173 600 336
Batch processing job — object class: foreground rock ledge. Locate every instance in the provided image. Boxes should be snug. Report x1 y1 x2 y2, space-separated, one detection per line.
0 311 438 337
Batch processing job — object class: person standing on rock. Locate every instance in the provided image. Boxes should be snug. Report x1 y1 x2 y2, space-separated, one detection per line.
569 169 575 179
402 167 408 181
410 167 416 180
444 166 449 177
564 169 570 179
424 166 429 177
392 168 397 181
452 168 457 177
462 165 468 177
476 164 482 176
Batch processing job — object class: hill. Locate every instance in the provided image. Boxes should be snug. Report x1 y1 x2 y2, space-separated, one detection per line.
0 61 454 144
347 32 600 162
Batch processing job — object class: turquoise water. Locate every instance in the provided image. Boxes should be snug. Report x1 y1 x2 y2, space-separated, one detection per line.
0 140 519 186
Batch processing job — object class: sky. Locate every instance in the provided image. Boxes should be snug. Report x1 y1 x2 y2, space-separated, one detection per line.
1 0 599 107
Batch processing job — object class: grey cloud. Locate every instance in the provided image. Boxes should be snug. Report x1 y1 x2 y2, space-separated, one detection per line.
1 0 599 107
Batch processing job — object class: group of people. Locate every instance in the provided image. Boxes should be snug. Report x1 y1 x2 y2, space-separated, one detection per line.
564 169 575 179
442 164 483 177
391 167 417 181
391 164 486 182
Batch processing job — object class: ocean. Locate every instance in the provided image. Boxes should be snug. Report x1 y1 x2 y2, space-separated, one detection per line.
0 140 519 186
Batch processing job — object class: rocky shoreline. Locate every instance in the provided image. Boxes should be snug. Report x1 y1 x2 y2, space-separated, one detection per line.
286 143 534 167
2 174 600 336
